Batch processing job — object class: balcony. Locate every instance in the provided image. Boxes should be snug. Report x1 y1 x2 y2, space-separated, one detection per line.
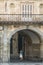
0 14 43 25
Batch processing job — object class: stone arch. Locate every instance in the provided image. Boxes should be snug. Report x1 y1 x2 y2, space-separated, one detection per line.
7 26 43 61
8 27 42 43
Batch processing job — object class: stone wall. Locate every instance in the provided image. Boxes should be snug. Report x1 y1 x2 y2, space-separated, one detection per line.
0 0 43 14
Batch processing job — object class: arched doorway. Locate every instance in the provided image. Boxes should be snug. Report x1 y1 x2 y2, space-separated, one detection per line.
10 29 41 62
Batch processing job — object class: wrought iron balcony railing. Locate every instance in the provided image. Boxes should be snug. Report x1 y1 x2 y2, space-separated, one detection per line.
0 14 43 24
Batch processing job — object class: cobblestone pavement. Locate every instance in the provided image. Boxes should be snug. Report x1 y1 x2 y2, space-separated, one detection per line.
0 63 43 65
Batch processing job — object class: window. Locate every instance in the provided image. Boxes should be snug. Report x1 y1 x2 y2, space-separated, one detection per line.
40 4 43 14
21 4 33 21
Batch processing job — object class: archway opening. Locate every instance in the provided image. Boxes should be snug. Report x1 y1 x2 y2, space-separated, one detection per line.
10 29 41 62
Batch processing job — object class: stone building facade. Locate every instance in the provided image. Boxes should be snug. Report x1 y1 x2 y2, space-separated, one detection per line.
0 0 43 62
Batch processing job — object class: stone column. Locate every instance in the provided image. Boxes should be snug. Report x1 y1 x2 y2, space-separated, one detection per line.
2 26 8 62
0 31 3 62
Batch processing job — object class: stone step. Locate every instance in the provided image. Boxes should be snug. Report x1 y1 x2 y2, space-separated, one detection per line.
0 63 43 65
